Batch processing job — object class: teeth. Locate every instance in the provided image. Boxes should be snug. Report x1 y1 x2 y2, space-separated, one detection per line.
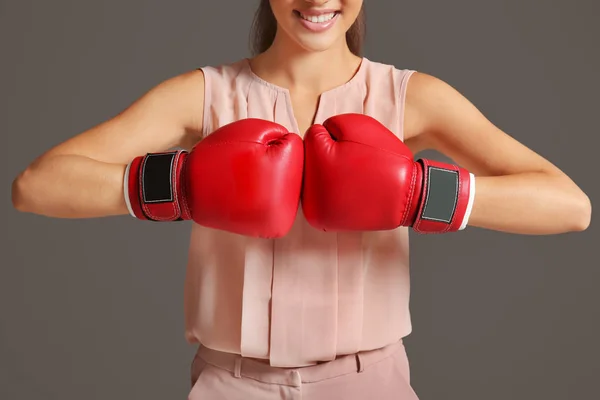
299 12 336 23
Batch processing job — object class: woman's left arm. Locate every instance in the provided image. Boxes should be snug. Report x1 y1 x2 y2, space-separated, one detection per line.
404 72 592 235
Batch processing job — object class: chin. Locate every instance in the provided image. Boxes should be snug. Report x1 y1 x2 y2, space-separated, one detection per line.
285 27 349 54
295 37 341 53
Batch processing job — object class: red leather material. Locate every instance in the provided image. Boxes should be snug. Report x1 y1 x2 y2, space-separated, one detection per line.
302 113 416 231
128 118 304 238
302 113 471 234
186 118 304 238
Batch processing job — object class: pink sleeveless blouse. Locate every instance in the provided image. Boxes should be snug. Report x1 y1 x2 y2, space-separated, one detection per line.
183 57 417 367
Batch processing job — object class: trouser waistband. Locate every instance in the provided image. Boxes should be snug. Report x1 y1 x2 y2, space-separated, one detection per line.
194 339 405 387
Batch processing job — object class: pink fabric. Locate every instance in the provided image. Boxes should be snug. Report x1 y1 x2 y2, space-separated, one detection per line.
183 57 417 368
188 339 419 400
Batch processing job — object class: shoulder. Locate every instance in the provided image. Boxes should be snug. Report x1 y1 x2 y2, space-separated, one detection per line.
149 68 206 98
357 58 412 88
165 58 250 135
402 71 471 142
360 58 418 105
360 61 470 145
199 58 250 84
361 58 415 80
405 71 458 108
164 58 247 90
127 66 212 148
137 68 207 141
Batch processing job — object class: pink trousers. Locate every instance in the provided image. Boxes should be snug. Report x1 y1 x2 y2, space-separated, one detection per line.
188 340 420 400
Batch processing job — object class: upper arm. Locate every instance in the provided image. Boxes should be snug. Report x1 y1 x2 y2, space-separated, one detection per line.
403 71 564 177
38 68 205 165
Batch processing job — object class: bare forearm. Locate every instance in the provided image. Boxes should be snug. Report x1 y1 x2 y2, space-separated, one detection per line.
12 154 129 218
467 172 592 234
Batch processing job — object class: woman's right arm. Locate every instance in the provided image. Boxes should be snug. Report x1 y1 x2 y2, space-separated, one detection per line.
11 69 205 219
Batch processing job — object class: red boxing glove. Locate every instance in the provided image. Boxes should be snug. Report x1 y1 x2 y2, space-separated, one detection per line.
124 118 304 238
302 113 475 234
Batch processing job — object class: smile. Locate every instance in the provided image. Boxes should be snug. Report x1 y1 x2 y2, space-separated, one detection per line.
293 10 340 32
297 11 338 24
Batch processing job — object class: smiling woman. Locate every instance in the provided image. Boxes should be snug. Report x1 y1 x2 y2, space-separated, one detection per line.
10 0 592 399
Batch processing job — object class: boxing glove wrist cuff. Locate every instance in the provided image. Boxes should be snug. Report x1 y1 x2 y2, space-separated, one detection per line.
411 159 474 234
125 150 190 222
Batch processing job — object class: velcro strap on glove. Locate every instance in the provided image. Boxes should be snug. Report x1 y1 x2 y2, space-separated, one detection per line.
124 150 190 221
412 159 475 234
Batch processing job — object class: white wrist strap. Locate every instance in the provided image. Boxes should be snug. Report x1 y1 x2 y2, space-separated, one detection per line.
123 162 136 218
458 173 476 230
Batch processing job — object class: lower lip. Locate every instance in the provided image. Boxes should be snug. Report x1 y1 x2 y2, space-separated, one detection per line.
296 13 339 33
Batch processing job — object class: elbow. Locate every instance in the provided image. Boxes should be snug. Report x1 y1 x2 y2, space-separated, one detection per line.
11 169 33 213
568 192 592 232
576 195 592 231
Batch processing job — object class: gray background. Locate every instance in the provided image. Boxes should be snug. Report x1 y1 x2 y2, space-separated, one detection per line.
1 0 598 399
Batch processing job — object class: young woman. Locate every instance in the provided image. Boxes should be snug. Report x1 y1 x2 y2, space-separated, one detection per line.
11 1 592 399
